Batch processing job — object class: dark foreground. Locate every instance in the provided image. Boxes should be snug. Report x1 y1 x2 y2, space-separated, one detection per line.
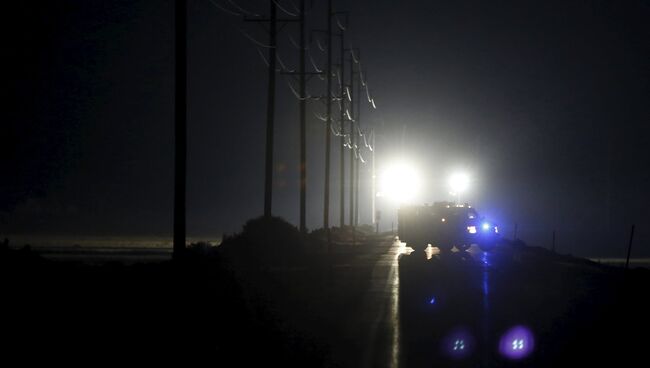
3 219 649 367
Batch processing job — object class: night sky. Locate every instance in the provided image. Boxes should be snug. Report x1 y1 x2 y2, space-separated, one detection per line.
2 0 649 256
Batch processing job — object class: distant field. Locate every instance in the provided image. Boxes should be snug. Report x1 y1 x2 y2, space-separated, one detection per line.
3 235 222 264
4 235 221 248
588 258 650 269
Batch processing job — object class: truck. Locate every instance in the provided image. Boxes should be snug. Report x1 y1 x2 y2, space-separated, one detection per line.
397 202 500 252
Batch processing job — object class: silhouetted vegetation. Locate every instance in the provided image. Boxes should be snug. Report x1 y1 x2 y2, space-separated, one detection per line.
2 236 333 366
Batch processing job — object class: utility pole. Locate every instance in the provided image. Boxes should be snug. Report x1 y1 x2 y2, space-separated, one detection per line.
348 50 355 228
298 0 306 233
371 128 376 226
323 0 332 230
246 1 299 219
625 224 635 269
173 0 187 258
263 0 277 218
354 132 360 226
339 29 346 228
354 60 362 226
276 1 317 233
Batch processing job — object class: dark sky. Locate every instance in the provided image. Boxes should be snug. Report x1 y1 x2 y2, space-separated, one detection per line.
2 0 649 256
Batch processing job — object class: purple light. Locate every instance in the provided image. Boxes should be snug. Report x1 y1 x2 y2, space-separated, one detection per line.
499 325 534 360
429 297 436 305
441 327 475 359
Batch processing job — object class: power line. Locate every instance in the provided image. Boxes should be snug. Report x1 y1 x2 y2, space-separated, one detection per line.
208 0 384 231
228 0 259 16
240 28 276 48
272 0 299 17
208 0 242 16
276 52 295 72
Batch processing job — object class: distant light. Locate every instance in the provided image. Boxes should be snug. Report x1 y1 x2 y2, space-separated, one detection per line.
441 218 446 222
499 325 534 360
482 223 490 230
453 339 465 351
467 226 477 234
449 172 470 194
494 226 499 233
381 161 421 203
429 297 436 305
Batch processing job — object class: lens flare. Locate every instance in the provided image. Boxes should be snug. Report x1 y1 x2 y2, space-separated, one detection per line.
499 325 534 360
441 327 475 359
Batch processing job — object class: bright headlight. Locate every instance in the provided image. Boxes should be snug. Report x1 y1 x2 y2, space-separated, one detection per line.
482 223 490 231
449 172 470 194
467 226 477 234
380 161 421 203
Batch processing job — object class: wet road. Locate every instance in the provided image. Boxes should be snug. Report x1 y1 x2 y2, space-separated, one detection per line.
311 236 403 368
346 236 647 368
341 237 494 368
394 240 650 367
351 238 498 368
353 237 404 368
399 243 499 367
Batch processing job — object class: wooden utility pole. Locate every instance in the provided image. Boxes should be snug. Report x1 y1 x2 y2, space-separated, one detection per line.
625 224 635 269
173 0 187 258
354 60 361 226
339 30 346 228
323 0 332 230
371 128 376 226
247 1 299 219
346 47 355 244
263 0 277 218
298 0 306 233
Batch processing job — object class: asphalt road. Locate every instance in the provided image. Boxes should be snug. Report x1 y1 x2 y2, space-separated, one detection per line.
399 243 503 367
330 237 505 367
349 237 403 368
397 242 650 367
